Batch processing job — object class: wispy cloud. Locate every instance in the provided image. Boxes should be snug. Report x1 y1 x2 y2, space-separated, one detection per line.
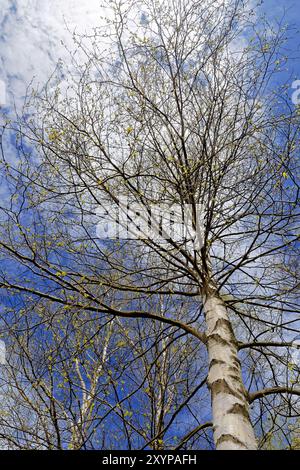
0 0 102 108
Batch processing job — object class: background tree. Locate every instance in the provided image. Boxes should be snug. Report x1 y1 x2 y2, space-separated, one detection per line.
0 298 209 449
0 0 299 450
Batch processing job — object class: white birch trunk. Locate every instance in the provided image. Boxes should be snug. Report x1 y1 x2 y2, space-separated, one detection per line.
204 294 257 450
70 321 113 449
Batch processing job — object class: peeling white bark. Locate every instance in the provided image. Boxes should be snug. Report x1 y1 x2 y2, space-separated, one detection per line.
204 294 257 450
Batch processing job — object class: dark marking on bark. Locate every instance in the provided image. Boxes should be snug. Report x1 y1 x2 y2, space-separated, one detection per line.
216 433 247 449
229 365 240 374
213 318 237 340
229 374 241 383
230 354 241 368
228 403 250 420
211 378 244 400
209 358 226 368
207 333 231 347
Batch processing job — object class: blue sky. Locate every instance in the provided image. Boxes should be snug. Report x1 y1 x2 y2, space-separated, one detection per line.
0 0 299 450
0 0 299 110
263 0 300 76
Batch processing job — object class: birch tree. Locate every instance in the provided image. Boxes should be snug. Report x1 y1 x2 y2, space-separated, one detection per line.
0 0 300 450
0 299 208 449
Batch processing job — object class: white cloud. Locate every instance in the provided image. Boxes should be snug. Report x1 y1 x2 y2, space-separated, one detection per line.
0 0 102 108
